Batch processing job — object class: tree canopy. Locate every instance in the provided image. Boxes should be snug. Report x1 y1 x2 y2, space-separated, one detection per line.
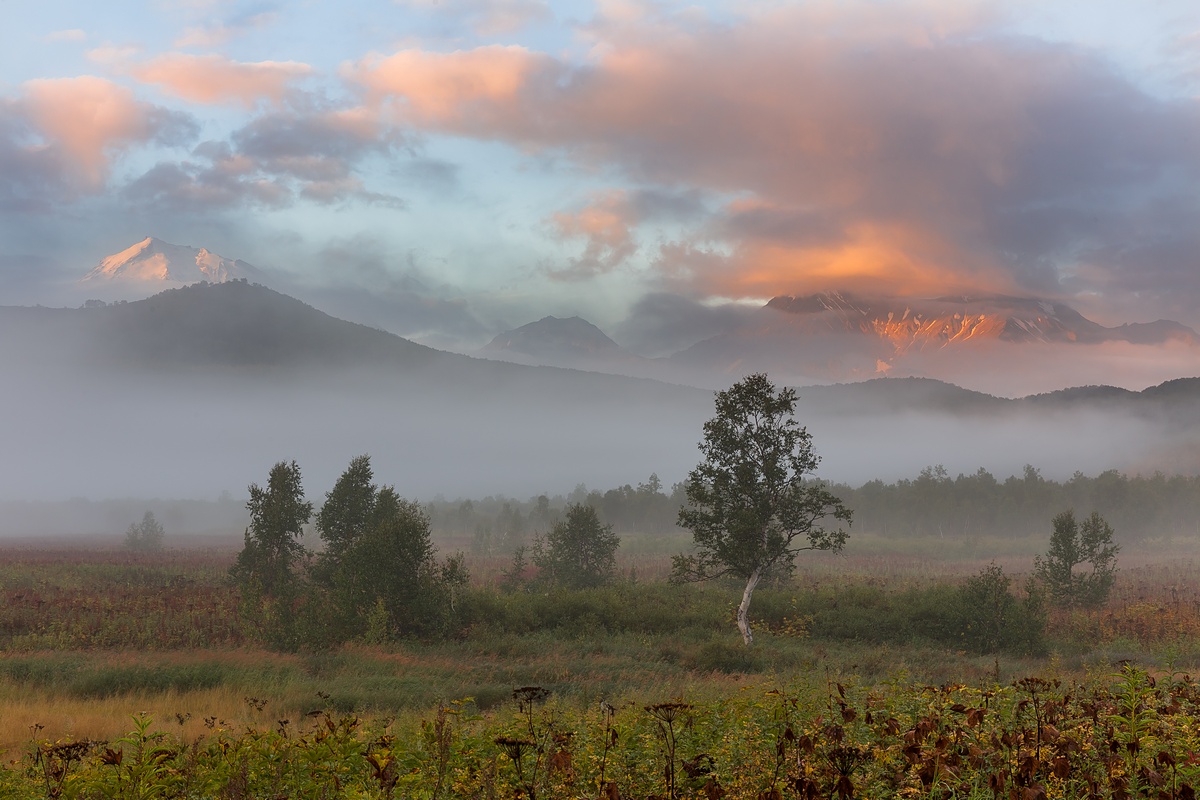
533 503 620 589
673 373 852 644
231 460 313 598
124 511 164 552
316 456 468 640
311 454 376 585
1034 510 1119 609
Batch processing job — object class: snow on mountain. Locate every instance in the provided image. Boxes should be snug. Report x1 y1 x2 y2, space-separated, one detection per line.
661 291 1200 394
764 292 1199 351
81 237 258 285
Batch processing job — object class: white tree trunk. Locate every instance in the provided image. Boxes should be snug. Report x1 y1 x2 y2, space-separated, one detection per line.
737 567 762 646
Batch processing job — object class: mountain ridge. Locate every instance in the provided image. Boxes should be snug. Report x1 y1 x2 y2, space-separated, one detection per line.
763 291 1198 350
7 280 1194 407
4 281 1200 499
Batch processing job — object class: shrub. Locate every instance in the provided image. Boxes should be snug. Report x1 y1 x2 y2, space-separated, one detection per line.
957 563 1046 655
1034 510 1119 609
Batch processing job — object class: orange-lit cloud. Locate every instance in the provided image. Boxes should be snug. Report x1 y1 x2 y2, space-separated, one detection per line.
700 233 1012 301
549 191 638 280
349 45 555 128
18 76 188 188
688 202 1017 299
130 54 313 107
347 2 1200 306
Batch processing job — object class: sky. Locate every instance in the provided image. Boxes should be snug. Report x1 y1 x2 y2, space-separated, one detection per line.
3 0 1200 353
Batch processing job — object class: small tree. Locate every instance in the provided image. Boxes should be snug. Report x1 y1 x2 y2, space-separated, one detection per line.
231 460 313 599
957 563 1046 655
124 511 164 552
532 503 619 589
673 373 852 645
1034 510 1119 609
315 455 469 639
311 454 376 584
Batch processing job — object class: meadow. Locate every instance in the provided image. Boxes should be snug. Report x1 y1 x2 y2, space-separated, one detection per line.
4 535 1200 797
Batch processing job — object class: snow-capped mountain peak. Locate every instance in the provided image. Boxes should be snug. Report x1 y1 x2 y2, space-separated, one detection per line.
763 292 1197 352
82 237 256 285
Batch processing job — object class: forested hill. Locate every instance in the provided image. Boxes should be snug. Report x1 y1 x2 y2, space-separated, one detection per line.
796 375 1200 421
0 281 442 371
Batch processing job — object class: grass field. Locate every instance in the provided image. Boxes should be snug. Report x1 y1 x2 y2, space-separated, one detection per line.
4 536 1200 796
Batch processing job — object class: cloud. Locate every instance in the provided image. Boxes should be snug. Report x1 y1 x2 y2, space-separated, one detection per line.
45 29 87 43
130 54 313 107
86 44 143 66
231 108 385 177
287 234 490 347
396 0 552 36
126 108 401 210
6 76 196 194
174 10 278 48
612 291 755 357
546 186 708 281
347 2 1200 309
349 45 558 126
123 157 292 210
548 190 639 280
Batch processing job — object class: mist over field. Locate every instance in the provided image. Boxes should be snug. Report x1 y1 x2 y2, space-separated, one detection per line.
1 362 711 503
2 283 1199 539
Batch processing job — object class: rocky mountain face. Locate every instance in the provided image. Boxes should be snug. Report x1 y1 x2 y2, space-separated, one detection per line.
763 292 1198 351
485 292 1198 389
660 291 1200 392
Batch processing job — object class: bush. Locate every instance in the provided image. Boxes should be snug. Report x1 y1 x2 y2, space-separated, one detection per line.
532 504 619 589
684 639 767 673
957 563 1046 655
1034 510 1119 609
124 511 164 552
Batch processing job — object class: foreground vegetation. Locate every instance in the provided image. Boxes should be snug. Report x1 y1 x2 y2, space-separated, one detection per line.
4 545 1200 740
2 439 1198 795
8 663 1200 799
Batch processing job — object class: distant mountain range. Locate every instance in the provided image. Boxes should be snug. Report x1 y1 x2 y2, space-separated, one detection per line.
9 279 1200 424
3 279 1200 500
764 291 1197 348
487 291 1200 393
74 237 1200 395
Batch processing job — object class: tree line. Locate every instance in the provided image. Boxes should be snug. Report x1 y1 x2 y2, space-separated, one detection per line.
229 456 629 649
228 374 1127 652
835 465 1200 541
230 456 468 649
425 464 1200 550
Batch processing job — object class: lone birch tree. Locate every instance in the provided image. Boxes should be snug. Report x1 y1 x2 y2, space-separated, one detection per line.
673 373 852 645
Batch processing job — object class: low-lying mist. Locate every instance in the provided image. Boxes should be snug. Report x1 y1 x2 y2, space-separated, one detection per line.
3 360 1198 524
